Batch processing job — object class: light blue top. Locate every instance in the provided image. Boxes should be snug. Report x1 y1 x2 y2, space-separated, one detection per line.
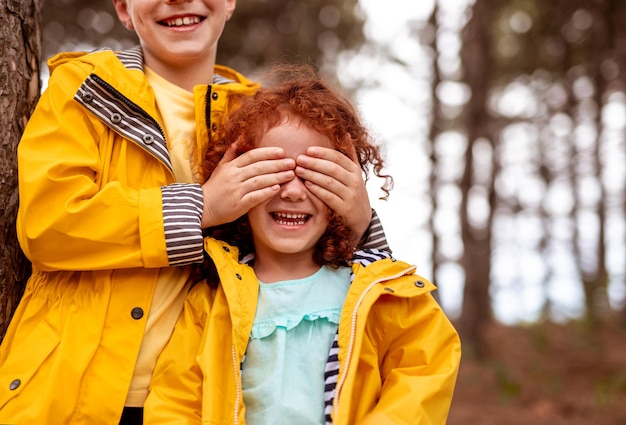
242 265 352 425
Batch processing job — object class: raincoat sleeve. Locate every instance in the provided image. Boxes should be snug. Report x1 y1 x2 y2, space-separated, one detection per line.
16 61 203 271
144 282 212 425
358 210 391 253
362 293 461 425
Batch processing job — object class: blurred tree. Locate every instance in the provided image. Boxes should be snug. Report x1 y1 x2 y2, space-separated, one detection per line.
496 0 620 328
219 0 365 77
417 0 626 359
458 0 496 358
426 4 443 299
0 0 41 339
447 0 626 347
41 0 134 59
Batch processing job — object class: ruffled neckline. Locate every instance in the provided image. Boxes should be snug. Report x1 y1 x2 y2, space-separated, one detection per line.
250 266 351 340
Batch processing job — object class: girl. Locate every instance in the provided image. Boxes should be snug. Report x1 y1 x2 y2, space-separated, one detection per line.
145 71 461 425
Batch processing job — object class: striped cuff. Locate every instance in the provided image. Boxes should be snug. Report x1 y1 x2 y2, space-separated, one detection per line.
161 183 205 266
359 209 391 253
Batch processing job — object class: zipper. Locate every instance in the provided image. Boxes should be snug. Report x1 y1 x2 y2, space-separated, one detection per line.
232 344 241 425
205 85 212 133
332 264 417 419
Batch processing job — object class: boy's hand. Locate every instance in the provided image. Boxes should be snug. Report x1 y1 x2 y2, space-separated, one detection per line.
201 144 295 228
295 146 372 245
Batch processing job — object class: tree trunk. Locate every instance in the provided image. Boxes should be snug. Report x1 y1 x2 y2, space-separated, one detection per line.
0 0 41 339
458 0 494 359
427 3 442 294
587 0 610 326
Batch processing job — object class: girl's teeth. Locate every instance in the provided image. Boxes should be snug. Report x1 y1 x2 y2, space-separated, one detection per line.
276 218 306 226
273 212 308 225
276 213 306 219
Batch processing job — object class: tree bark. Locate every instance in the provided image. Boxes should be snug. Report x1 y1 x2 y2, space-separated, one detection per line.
427 3 442 295
0 0 41 339
458 0 494 359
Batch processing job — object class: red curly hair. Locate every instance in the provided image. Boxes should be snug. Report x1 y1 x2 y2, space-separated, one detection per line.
203 68 392 268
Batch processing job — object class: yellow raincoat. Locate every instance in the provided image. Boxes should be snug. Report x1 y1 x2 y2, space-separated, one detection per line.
145 238 461 424
0 47 259 424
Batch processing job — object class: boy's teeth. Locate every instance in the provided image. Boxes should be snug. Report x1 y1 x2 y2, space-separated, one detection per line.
165 16 200 27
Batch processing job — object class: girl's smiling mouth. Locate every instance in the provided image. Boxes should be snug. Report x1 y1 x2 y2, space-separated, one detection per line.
271 212 311 226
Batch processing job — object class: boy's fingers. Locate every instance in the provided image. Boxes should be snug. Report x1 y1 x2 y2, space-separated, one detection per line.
301 146 359 168
244 170 294 191
234 147 295 179
237 147 286 166
240 185 282 208
295 150 361 189
304 180 343 206
220 143 238 163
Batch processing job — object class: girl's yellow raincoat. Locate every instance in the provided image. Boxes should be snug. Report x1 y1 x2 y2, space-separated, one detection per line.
146 238 461 424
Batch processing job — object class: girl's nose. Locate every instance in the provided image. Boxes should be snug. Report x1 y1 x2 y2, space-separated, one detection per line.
279 177 307 202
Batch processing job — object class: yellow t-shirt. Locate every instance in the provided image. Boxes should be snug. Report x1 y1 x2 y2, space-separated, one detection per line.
124 67 199 406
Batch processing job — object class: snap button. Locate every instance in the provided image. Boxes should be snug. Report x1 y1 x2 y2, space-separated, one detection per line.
9 379 20 390
212 123 217 131
211 92 218 100
235 273 242 280
111 113 122 124
142 134 154 144
82 92 94 102
414 280 425 288
131 307 144 320
222 246 230 252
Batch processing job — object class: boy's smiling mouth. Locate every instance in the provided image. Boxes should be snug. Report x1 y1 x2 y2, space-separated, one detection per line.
161 16 204 27
271 212 310 226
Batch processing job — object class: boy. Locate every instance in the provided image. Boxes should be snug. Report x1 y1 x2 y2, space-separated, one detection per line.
0 1 386 424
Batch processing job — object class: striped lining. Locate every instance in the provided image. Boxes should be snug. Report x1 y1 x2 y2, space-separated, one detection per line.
116 45 144 71
213 74 236 85
323 332 340 422
360 210 391 253
162 184 205 265
75 76 172 172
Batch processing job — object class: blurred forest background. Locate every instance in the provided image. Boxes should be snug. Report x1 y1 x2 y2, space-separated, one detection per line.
1 0 626 423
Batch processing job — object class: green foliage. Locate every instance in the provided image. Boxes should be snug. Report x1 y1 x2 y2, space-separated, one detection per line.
489 361 522 399
593 371 626 407
529 323 549 352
